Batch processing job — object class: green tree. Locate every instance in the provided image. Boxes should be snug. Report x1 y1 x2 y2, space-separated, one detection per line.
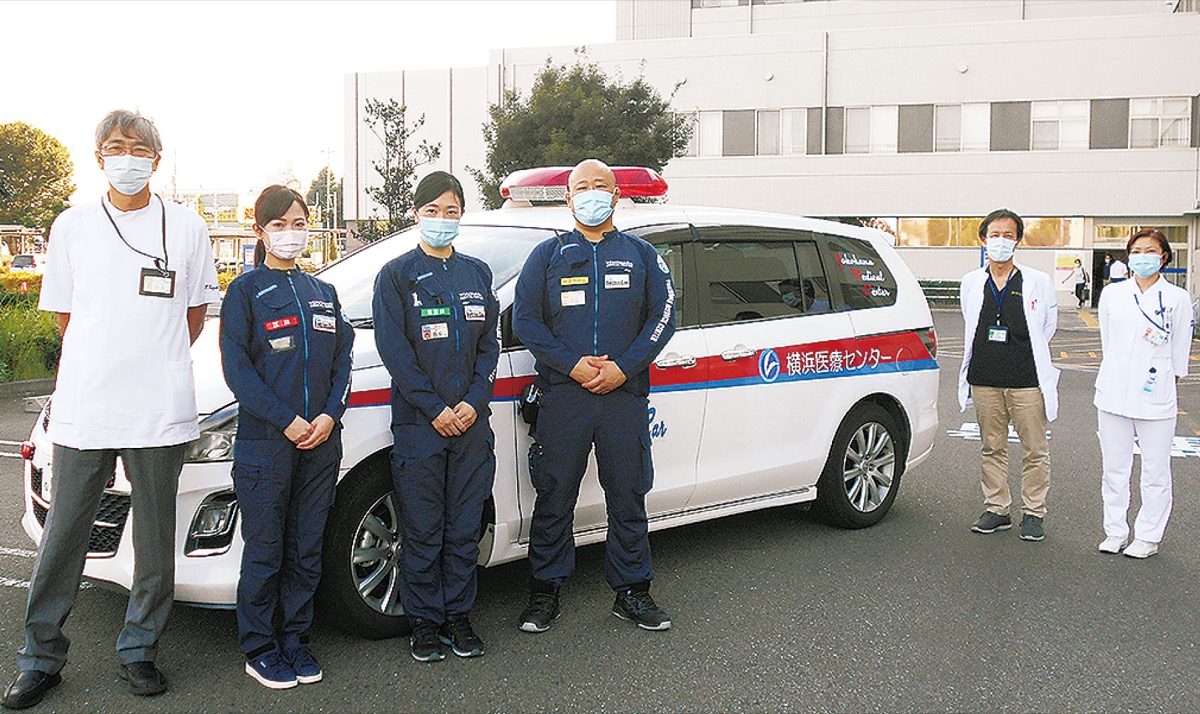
470 56 692 209
0 123 75 230
358 98 440 243
306 165 344 229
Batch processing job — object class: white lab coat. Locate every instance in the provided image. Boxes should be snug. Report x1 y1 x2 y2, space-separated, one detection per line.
957 263 1060 421
1094 277 1193 420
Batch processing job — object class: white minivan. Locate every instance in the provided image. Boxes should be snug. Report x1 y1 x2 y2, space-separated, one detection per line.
22 167 939 638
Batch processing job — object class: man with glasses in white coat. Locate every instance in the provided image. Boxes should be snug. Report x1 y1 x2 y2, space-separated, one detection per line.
3 110 219 709
958 208 1060 543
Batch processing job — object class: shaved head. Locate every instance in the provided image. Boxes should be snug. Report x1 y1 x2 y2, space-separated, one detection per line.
567 159 615 194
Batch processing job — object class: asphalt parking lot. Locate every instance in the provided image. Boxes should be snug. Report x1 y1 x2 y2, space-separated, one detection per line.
0 305 1196 713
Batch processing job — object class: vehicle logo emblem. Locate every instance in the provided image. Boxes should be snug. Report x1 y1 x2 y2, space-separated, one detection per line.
758 348 780 383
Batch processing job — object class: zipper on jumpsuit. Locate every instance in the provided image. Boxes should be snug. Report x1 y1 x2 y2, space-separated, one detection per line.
443 258 463 395
590 241 600 357
286 272 310 419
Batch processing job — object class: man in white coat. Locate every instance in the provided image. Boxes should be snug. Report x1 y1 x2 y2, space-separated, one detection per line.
958 209 1060 542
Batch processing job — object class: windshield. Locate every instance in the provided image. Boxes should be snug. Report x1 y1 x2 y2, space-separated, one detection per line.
317 224 554 324
12 256 32 268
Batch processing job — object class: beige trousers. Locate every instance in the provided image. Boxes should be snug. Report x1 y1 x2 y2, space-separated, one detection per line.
972 386 1050 518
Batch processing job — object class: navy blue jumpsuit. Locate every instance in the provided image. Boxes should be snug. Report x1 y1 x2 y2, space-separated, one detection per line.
513 228 676 590
220 267 354 657
372 248 499 624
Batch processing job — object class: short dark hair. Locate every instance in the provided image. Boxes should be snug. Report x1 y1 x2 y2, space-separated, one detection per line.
413 171 465 211
253 185 308 267
1127 228 1172 267
978 209 1024 241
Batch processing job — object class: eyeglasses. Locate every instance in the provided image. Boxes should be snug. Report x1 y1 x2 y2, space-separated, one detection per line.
99 144 157 159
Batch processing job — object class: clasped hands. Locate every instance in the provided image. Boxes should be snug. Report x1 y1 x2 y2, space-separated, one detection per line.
284 413 336 450
570 355 626 395
431 402 478 438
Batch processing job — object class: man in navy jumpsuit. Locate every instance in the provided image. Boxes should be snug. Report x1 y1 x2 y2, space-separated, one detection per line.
372 230 499 656
513 159 676 632
220 264 354 671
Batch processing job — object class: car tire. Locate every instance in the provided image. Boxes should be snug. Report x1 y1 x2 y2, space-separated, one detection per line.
316 456 409 639
813 402 904 529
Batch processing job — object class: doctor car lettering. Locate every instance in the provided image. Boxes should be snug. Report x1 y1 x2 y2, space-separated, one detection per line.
862 284 891 298
264 316 299 331
846 267 885 282
836 253 876 268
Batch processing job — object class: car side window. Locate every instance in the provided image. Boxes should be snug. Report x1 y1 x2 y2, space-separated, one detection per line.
625 224 692 329
694 240 802 326
783 241 834 314
824 233 897 310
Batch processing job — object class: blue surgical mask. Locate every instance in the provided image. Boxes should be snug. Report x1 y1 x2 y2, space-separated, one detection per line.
104 155 154 196
571 189 615 227
985 237 1016 263
1129 253 1164 279
419 217 459 248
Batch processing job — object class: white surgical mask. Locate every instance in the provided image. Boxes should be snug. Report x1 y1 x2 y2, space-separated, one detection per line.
265 229 308 260
1128 253 1164 279
103 155 155 196
985 237 1017 263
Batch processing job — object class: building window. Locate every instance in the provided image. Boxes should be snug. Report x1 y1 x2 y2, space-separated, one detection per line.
756 110 780 155
844 105 898 154
935 103 989 152
1031 100 1089 150
1130 97 1191 148
693 0 745 7
782 109 807 154
698 111 723 156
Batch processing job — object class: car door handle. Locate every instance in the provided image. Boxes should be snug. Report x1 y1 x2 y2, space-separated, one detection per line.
655 354 697 369
721 347 758 361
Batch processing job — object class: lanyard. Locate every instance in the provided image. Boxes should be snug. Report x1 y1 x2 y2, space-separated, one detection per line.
100 194 169 273
987 271 1013 325
1133 290 1168 334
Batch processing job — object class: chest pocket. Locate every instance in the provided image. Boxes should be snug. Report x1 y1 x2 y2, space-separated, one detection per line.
557 274 590 308
257 289 301 354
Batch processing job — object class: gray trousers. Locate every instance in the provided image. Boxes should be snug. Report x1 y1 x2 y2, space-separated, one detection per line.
18 443 185 673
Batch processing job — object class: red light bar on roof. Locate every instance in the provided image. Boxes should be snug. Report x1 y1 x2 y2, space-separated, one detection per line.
499 166 668 201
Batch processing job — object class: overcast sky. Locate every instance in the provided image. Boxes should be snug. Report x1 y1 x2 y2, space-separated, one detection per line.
1 0 616 203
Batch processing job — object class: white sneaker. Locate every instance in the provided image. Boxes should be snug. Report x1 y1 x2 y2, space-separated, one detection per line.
1123 540 1158 559
1097 536 1127 554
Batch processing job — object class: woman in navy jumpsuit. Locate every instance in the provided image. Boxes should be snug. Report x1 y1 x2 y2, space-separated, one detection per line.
372 172 499 662
219 186 354 689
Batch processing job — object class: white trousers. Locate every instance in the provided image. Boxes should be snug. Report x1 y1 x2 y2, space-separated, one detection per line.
1097 410 1175 544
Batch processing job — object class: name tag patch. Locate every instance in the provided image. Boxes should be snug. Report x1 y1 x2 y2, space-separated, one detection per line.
313 314 337 333
561 276 589 286
265 316 299 332
269 335 296 353
420 307 452 318
604 273 630 290
561 290 586 307
1142 326 1169 346
464 304 486 321
422 322 449 341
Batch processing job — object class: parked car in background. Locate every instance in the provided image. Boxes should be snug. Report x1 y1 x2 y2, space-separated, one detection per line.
10 254 46 274
21 167 939 639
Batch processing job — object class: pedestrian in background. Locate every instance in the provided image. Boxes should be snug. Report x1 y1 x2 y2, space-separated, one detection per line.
958 208 1059 542
372 172 499 662
4 110 220 710
1108 253 1129 285
1094 229 1192 559
220 186 354 688
1062 258 1088 309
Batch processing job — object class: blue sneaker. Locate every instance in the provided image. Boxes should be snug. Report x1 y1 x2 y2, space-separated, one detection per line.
245 649 297 690
284 645 322 684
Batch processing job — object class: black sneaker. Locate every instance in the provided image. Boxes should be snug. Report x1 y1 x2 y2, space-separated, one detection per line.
409 618 445 663
1020 514 1045 542
612 586 671 631
971 511 1012 534
439 616 485 658
519 584 561 633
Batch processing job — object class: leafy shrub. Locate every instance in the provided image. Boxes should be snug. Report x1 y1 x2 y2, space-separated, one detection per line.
218 270 238 292
0 291 59 382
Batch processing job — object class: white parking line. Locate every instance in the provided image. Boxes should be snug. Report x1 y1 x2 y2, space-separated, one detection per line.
948 422 1200 458
0 547 36 559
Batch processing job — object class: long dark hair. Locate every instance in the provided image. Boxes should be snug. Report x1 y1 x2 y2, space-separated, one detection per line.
253 185 308 267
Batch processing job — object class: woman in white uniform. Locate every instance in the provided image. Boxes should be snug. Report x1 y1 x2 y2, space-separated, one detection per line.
1094 228 1193 558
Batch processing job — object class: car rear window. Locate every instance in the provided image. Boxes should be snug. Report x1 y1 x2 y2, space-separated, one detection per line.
824 234 897 310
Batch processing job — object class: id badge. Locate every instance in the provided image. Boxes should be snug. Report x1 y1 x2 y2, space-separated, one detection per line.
561 290 586 307
604 273 631 290
139 268 176 298
464 304 486 321
1142 325 1169 346
421 322 449 341
312 314 337 333
987 326 1009 343
269 335 296 353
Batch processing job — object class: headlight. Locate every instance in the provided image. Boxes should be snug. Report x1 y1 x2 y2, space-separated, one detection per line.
184 403 238 463
186 490 239 557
